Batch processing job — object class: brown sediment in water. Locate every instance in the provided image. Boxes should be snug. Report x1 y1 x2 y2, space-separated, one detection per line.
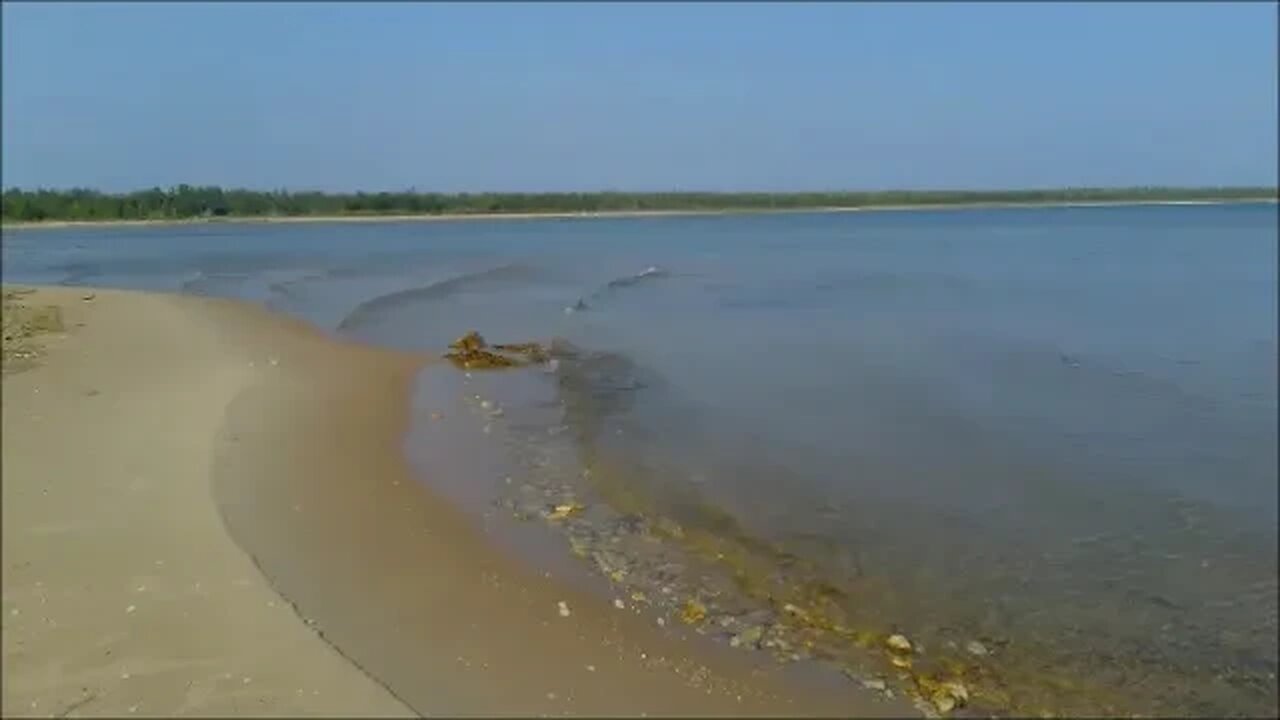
444 331 1278 718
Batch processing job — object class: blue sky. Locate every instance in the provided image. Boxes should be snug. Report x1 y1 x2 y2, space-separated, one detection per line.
2 2 1276 192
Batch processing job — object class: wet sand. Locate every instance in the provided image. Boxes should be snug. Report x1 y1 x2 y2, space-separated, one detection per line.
2 286 903 716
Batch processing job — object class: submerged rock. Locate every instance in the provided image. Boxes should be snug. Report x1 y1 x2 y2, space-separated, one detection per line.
862 678 888 692
965 640 990 657
729 625 765 649
449 331 487 353
940 680 969 704
928 680 969 715
547 503 583 521
493 342 551 363
782 603 812 623
443 330 551 370
886 634 914 653
680 599 708 625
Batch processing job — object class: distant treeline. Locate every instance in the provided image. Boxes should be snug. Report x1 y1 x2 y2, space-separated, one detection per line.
2 185 1275 223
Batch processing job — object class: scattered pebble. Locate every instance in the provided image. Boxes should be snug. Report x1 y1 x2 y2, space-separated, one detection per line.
557 601 571 618
680 599 707 625
125 605 136 614
965 640 990 657
730 625 764 649
613 599 626 610
862 678 887 691
585 664 596 672
941 680 969 704
885 634 913 653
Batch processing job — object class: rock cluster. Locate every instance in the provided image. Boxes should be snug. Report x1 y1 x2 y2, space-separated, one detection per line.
443 330 551 370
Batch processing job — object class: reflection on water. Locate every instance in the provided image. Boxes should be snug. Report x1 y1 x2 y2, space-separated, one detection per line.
3 204 1277 716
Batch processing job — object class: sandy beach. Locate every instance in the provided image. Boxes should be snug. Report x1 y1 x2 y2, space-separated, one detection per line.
1 286 902 717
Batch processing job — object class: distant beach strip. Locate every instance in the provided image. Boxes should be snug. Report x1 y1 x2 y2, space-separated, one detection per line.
2 187 1275 230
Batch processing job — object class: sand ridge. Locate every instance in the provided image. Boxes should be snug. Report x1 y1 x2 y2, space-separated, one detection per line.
2 286 902 717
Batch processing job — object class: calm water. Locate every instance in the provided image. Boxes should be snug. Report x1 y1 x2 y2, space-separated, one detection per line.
4 205 1277 716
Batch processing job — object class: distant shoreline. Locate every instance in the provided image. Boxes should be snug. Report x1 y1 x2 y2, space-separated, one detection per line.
3 196 1275 231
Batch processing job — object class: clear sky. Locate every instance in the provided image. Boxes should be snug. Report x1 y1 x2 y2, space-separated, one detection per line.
2 2 1276 192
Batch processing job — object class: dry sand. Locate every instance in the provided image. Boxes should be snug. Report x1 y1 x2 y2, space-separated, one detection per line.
2 287 412 717
2 286 903 717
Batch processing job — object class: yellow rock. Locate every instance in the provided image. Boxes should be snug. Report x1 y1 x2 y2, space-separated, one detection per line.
782 603 811 622
886 634 913 653
891 655 913 669
932 692 956 714
940 680 969 704
548 503 582 520
449 331 487 351
680 599 708 625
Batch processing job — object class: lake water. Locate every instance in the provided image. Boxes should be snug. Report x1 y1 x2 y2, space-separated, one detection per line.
4 204 1277 716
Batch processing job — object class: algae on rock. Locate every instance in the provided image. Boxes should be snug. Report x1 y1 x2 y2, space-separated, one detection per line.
443 330 552 370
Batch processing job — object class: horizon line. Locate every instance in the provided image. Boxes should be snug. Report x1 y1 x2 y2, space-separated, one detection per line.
4 184 1278 196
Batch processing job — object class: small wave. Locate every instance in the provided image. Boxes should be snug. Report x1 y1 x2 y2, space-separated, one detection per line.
265 268 344 300
56 261 100 286
179 270 251 296
565 265 669 313
335 262 541 333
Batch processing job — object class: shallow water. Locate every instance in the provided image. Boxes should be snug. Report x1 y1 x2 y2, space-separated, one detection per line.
5 204 1277 716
